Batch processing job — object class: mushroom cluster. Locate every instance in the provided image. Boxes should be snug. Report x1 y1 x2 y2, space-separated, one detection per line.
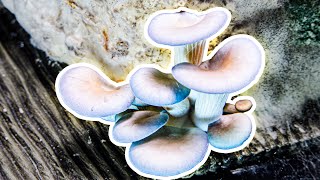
55 7 265 179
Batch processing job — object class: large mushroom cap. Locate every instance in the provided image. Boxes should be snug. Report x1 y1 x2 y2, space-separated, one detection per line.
112 111 169 143
147 7 231 46
208 113 254 152
172 35 264 94
130 67 190 106
56 63 134 118
128 126 209 177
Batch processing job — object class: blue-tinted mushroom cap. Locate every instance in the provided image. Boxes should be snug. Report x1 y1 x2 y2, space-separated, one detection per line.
132 97 149 107
172 35 265 94
55 63 134 119
208 113 255 153
130 67 190 106
147 7 231 46
111 111 169 143
101 107 138 123
128 126 209 177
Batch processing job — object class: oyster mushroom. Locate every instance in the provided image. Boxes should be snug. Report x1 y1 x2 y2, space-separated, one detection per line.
208 113 256 153
126 125 210 178
110 110 169 144
172 35 265 131
146 7 231 65
129 66 190 106
55 63 134 122
223 96 255 115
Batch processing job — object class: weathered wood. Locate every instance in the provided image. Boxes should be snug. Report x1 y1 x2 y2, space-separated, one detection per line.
0 4 319 180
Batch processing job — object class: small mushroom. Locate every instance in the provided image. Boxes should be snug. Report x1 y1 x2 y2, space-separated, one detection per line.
172 35 265 131
127 126 209 178
235 100 253 112
223 99 253 114
130 67 190 106
55 63 134 120
146 7 231 65
111 110 169 144
208 113 255 153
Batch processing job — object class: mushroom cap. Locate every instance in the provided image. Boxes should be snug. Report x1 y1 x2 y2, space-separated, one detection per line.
172 35 264 94
130 67 190 106
128 126 209 177
208 113 254 152
132 97 149 107
147 7 231 46
101 108 138 122
235 99 253 112
55 64 134 118
111 111 169 143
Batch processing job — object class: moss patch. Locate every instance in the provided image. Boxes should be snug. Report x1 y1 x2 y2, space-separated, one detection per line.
285 0 320 45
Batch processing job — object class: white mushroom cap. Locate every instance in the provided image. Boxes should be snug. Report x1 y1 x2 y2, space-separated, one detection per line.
130 67 190 106
146 7 231 46
172 35 265 94
208 113 256 153
55 63 134 119
111 111 169 143
127 126 209 177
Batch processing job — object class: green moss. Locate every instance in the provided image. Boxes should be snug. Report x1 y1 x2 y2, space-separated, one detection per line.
285 0 320 45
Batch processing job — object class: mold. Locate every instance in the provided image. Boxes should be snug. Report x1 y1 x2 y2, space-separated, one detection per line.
111 39 129 58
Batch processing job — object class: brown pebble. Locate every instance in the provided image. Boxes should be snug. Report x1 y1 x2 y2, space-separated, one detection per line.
235 100 253 112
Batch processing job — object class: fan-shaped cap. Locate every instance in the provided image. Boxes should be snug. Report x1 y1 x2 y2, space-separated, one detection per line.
208 113 255 153
172 35 265 94
111 111 169 143
127 126 209 177
147 7 231 46
130 67 190 106
55 63 134 119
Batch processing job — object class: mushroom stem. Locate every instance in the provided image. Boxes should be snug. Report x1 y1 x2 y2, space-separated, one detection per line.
173 40 207 65
163 98 190 117
165 114 196 129
193 92 229 131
